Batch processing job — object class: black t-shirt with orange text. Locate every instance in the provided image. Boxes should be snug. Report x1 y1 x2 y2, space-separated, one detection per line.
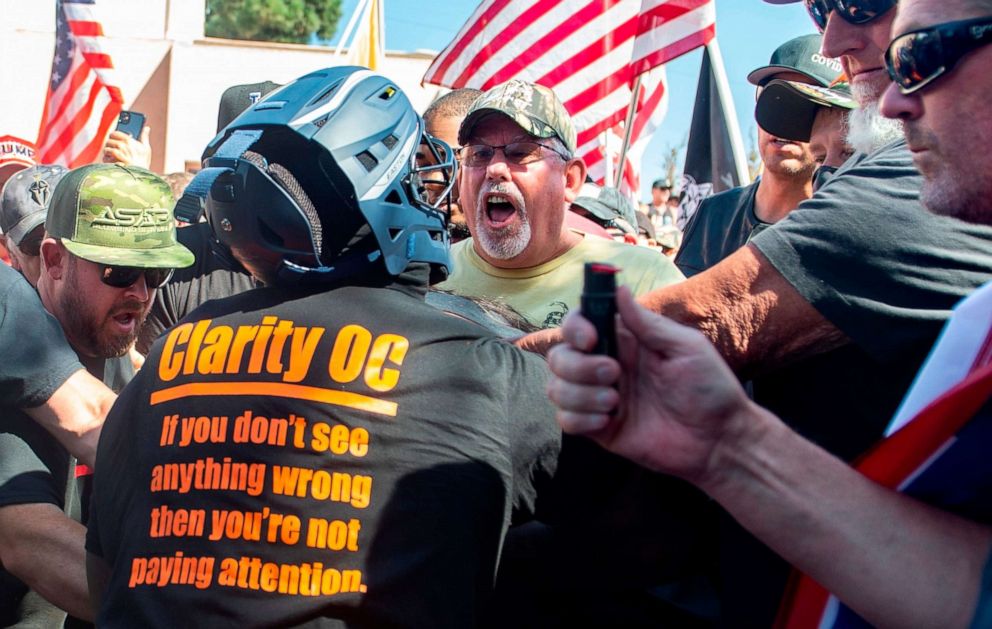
87 274 560 628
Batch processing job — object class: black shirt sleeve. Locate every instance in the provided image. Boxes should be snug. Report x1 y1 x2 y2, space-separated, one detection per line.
496 343 560 519
751 139 992 362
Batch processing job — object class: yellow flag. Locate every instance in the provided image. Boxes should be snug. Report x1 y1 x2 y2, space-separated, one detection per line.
347 0 385 71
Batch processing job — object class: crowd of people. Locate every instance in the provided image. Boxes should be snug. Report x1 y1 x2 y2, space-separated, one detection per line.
1 0 991 626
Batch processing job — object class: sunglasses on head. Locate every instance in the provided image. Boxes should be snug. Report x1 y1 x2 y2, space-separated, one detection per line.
885 16 992 95
99 264 174 289
804 0 897 32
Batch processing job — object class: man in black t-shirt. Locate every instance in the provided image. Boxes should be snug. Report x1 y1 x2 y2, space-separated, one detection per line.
87 67 560 628
675 34 835 278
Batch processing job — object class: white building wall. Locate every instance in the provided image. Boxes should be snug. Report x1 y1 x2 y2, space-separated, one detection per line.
0 0 441 173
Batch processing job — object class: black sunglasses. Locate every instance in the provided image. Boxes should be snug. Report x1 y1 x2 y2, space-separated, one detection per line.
885 16 992 94
804 0 897 32
99 264 174 289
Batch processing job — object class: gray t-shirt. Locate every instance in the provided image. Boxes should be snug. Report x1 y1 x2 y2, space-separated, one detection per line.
0 265 83 626
753 138 992 362
719 139 992 626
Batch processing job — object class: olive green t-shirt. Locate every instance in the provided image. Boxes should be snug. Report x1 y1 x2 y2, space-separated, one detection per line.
438 233 684 328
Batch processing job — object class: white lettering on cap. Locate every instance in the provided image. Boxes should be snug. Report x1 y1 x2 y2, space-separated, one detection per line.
811 53 843 73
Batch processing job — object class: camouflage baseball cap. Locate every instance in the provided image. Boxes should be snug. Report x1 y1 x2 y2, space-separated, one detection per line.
458 79 577 154
45 164 195 268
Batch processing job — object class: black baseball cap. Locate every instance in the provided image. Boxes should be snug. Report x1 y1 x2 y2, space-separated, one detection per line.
747 34 843 87
755 79 856 142
216 81 282 132
0 165 67 245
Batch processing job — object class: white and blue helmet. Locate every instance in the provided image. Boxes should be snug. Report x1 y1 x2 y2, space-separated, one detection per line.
177 67 456 286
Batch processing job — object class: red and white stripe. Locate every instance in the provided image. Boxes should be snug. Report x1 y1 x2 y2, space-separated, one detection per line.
631 0 715 76
36 1 123 168
581 66 669 200
424 0 711 197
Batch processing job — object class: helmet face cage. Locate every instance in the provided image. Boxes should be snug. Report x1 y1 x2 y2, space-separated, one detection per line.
410 131 458 218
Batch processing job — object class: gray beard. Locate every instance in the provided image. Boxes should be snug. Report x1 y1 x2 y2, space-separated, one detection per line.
473 183 531 260
847 85 904 155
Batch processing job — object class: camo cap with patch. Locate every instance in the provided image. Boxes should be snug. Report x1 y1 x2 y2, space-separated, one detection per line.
46 164 195 268
458 79 577 154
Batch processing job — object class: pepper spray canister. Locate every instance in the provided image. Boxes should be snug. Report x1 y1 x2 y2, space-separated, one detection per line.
581 262 619 359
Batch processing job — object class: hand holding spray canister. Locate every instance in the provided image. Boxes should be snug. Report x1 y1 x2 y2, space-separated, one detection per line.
580 262 619 359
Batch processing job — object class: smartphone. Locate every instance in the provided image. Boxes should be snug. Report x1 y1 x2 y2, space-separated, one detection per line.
116 110 146 139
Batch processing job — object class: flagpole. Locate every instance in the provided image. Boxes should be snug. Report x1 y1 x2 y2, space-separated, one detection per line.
613 74 642 189
603 131 613 187
703 38 750 184
335 0 371 58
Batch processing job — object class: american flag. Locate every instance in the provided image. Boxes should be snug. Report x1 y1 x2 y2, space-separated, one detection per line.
422 0 714 200
780 284 992 629
36 0 123 168
631 0 715 76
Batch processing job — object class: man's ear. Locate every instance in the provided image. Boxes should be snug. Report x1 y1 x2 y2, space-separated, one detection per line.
562 157 587 204
40 237 66 280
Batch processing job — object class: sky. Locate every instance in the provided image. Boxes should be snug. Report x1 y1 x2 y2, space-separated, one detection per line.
326 0 818 202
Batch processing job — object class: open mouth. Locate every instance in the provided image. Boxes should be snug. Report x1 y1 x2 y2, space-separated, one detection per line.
111 310 140 332
484 192 519 228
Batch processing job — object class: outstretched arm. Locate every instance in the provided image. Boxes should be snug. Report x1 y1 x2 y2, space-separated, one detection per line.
547 287 990 629
519 245 846 377
25 369 115 468
0 503 92 620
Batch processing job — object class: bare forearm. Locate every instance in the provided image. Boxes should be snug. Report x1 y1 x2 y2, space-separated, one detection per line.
638 245 846 375
702 407 991 629
0 505 93 620
26 369 114 467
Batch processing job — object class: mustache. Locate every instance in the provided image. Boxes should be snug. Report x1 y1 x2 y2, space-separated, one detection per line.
110 300 148 317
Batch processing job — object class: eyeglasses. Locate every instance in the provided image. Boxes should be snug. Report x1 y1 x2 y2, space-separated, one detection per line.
99 264 174 289
803 0 897 32
459 142 570 168
885 16 992 94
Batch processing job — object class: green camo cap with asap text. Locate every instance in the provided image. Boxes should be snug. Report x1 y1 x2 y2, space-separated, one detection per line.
458 79 577 154
45 163 195 268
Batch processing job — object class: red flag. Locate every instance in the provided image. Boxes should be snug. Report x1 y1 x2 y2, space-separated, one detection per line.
631 0 716 76
423 0 702 196
36 0 123 168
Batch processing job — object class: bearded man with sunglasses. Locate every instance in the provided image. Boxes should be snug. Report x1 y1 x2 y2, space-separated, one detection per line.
548 0 992 626
437 79 682 330
0 163 193 625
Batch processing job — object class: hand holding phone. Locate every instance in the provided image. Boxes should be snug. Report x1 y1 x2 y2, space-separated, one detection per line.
115 110 146 139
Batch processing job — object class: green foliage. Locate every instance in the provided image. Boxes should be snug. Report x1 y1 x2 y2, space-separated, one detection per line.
205 0 343 45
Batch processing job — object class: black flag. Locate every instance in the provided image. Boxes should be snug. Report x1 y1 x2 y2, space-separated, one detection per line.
677 43 748 230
